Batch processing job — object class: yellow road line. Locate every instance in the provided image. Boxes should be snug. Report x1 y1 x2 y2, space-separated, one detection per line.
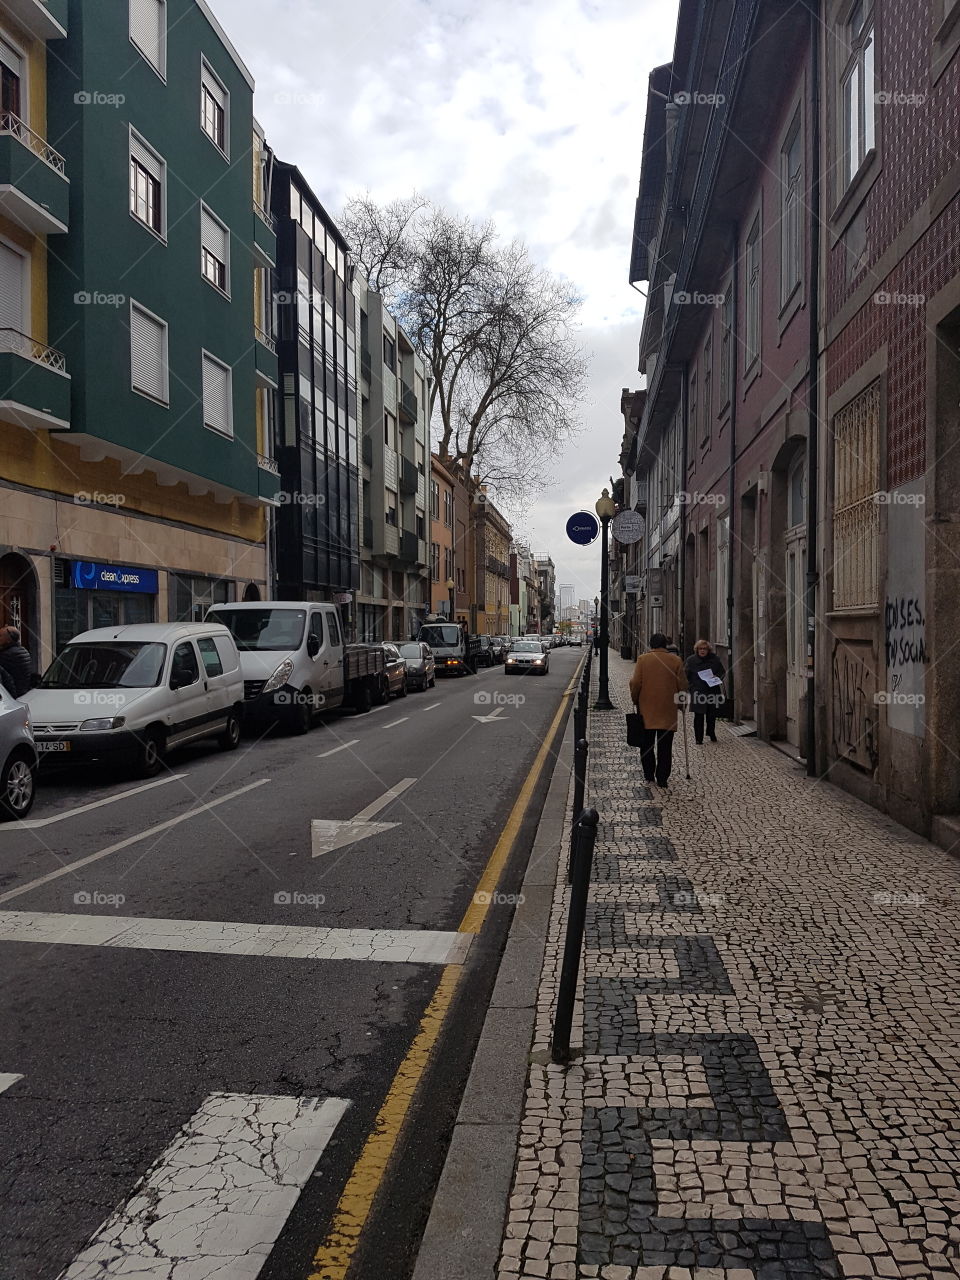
306 656 583 1280
308 965 461 1280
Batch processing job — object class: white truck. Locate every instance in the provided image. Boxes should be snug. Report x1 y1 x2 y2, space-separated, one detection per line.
207 601 387 732
417 621 482 677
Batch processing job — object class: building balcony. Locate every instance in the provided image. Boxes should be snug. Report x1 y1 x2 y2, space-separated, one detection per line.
395 530 420 566
256 454 281 506
399 455 418 495
362 514 373 548
398 382 417 424
253 202 276 267
360 348 372 383
0 329 70 430
362 433 373 466
4 0 66 39
254 326 278 388
0 114 69 235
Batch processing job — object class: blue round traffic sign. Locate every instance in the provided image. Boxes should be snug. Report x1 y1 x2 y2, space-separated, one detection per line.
566 511 600 546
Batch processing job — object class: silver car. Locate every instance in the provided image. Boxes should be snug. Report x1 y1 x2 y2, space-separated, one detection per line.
0 682 38 820
398 642 436 692
505 639 550 676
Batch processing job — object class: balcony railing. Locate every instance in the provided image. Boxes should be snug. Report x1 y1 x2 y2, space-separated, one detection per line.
399 382 417 423
0 327 67 372
254 324 277 354
254 199 272 226
0 111 65 174
256 453 279 475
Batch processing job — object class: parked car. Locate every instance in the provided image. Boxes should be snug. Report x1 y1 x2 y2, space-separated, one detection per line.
417 622 482 676
505 639 550 675
477 636 497 668
25 622 244 777
398 642 436 691
488 636 506 664
208 601 386 728
496 635 513 654
380 644 408 698
0 682 38 820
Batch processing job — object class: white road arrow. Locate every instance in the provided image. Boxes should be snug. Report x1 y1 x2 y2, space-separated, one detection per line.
309 778 417 858
472 706 508 724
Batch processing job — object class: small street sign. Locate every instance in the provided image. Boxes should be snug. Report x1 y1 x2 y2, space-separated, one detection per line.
611 510 643 544
565 511 600 545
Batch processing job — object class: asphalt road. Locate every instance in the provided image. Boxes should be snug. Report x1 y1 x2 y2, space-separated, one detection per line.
0 647 581 1280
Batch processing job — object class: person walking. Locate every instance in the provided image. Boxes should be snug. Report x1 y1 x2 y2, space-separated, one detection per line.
0 626 33 698
629 633 688 787
685 638 725 743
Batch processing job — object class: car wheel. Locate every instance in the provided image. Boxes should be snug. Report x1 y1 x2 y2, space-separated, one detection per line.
353 678 372 714
218 709 241 751
429 674 436 688
290 689 313 735
134 729 165 778
398 676 408 698
0 750 36 821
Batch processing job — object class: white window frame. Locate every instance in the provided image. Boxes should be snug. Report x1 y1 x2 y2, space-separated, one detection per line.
716 513 730 648
202 350 234 438
129 127 166 242
200 57 229 159
129 0 167 81
130 299 169 405
840 2 875 191
200 202 230 297
780 109 804 307
743 212 761 375
0 32 28 127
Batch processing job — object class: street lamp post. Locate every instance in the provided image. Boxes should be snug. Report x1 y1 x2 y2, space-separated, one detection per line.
446 577 456 626
594 488 616 710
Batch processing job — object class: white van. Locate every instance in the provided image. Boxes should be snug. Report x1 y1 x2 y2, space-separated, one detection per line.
24 622 244 777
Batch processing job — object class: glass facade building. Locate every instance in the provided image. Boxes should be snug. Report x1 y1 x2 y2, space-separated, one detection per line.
271 162 360 618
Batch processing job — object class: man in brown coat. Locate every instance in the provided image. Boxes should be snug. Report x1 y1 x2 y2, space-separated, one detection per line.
629 633 689 787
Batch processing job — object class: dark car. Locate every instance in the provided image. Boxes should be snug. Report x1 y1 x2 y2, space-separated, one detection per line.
488 637 506 664
398 642 436 692
477 636 496 668
379 644 408 699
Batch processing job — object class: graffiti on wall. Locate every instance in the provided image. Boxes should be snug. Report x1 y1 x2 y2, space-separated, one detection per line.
832 641 879 772
884 596 927 668
884 480 927 738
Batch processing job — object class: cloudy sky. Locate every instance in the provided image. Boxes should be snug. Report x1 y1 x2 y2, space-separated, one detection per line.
209 0 680 611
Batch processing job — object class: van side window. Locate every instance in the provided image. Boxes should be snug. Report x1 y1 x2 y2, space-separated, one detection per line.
212 635 238 672
197 637 224 677
310 612 325 648
328 612 341 647
170 642 200 688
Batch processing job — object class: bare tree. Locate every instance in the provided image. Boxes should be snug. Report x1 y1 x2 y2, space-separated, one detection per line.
340 196 586 501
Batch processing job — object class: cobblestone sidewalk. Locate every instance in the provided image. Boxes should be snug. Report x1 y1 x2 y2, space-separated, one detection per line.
496 653 960 1280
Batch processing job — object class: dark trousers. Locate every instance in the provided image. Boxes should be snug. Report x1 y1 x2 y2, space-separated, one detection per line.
639 728 674 784
693 709 717 743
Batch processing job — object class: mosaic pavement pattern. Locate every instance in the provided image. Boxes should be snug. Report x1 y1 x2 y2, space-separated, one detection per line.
498 655 960 1280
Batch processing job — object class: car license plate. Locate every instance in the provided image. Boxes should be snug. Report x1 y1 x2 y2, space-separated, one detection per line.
38 740 71 753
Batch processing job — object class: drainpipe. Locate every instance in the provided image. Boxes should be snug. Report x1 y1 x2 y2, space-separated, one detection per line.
679 364 689 655
726 226 739 714
805 0 822 777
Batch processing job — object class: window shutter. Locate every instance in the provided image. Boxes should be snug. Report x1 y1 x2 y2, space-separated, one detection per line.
130 0 164 71
130 304 166 402
201 207 228 263
131 134 162 184
0 243 24 334
202 66 226 109
0 37 23 78
203 355 232 435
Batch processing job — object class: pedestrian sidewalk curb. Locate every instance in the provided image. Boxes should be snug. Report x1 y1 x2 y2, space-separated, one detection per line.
411 708 576 1280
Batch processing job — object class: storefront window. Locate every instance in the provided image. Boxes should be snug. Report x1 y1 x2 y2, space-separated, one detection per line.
54 587 156 653
171 574 234 622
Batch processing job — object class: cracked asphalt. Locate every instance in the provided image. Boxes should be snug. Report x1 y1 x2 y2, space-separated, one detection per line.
0 650 579 1280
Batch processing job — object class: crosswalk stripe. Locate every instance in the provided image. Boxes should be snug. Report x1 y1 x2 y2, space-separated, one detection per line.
0 911 473 965
57 1093 349 1279
0 1073 23 1095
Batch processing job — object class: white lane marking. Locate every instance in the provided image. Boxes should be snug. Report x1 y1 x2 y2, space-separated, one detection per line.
0 1073 23 1095
316 740 359 759
308 778 417 858
421 702 441 711
382 716 409 729
9 773 188 830
353 778 417 821
0 779 270 906
0 912 473 964
473 706 508 723
57 1093 350 1280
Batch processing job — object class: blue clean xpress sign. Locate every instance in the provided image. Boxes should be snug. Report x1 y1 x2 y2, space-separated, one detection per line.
565 511 600 546
70 561 159 594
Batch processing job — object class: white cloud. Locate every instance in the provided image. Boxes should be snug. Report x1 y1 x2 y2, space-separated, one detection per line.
207 0 678 598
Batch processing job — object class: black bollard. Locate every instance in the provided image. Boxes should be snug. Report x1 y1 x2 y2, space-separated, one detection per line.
568 739 589 881
552 807 600 1064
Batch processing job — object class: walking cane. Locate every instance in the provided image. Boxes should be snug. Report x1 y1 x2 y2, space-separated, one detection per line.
681 693 691 779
